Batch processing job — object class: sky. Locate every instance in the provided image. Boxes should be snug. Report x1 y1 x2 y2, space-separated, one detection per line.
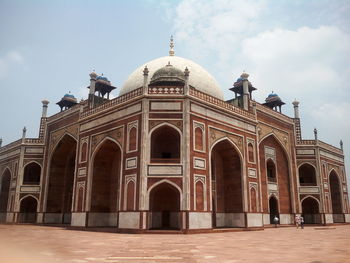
0 0 349 186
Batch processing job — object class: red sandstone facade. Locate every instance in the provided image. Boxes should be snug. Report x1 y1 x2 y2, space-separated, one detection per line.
0 52 349 232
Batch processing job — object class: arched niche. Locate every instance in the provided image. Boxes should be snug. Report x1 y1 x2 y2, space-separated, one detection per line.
301 196 321 224
299 163 317 186
269 195 279 224
23 162 41 185
149 182 180 230
19 195 38 223
329 171 344 223
150 125 180 163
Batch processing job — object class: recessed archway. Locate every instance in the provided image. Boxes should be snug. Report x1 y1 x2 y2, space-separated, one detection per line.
90 138 121 213
0 169 11 222
301 196 320 224
19 196 38 223
150 124 180 163
299 163 317 186
211 139 243 228
269 195 279 224
149 182 180 230
259 135 292 216
329 171 344 223
46 134 77 224
23 162 41 185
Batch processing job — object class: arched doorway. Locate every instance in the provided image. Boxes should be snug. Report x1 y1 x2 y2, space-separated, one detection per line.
329 171 344 223
269 196 279 224
19 196 38 223
301 197 320 224
149 183 180 230
211 139 243 228
299 163 317 186
46 134 77 224
89 139 121 226
150 125 180 163
23 162 41 185
0 169 11 222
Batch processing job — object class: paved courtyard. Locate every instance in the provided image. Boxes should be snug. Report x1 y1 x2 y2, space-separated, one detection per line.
0 224 349 263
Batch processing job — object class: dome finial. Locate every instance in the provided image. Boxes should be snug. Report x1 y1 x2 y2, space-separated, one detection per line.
169 35 175 56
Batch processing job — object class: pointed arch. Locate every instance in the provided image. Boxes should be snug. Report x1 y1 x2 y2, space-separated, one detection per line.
149 123 182 163
45 133 77 224
301 195 321 224
259 134 292 216
23 161 42 185
329 170 343 222
148 181 181 230
269 194 279 224
89 137 122 213
0 168 11 214
210 137 244 228
298 162 317 186
259 132 290 158
19 195 38 223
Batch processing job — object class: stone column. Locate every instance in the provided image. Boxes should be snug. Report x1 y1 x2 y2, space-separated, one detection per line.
241 72 250 111
41 100 49 117
292 100 300 119
143 66 149 95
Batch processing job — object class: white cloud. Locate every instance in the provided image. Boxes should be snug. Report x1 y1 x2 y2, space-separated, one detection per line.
0 51 24 79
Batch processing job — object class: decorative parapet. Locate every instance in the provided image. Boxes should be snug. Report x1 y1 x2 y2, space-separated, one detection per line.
189 87 255 120
24 138 44 144
47 104 80 123
318 141 343 155
80 87 143 119
0 139 22 153
148 86 184 95
255 103 294 124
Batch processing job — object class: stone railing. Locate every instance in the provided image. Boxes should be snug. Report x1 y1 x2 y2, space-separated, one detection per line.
298 140 316 145
255 103 293 124
24 138 44 144
80 87 143 119
189 87 255 119
0 139 22 153
148 86 184 95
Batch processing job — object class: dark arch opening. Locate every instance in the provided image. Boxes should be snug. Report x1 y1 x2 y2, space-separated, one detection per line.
19 196 38 223
151 125 180 163
299 163 317 186
211 140 243 228
23 162 41 185
0 169 11 222
46 135 77 224
302 197 320 224
269 196 279 224
91 139 121 213
149 183 180 230
329 171 344 223
266 159 276 182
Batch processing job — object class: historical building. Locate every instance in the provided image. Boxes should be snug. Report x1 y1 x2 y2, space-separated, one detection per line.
0 39 349 232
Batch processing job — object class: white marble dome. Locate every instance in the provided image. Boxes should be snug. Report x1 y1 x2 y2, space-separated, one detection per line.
120 56 224 99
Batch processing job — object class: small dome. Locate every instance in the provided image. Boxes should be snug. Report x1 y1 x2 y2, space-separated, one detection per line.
63 93 77 102
150 62 185 84
96 75 109 81
90 71 98 78
265 93 281 103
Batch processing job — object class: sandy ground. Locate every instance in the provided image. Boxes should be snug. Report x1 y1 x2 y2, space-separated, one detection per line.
0 224 349 263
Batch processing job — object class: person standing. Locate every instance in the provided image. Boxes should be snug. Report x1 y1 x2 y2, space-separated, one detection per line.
300 215 304 229
273 215 279 228
295 215 300 229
